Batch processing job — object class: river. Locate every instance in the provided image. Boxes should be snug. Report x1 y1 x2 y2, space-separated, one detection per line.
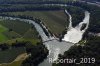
62 10 90 43
0 9 90 66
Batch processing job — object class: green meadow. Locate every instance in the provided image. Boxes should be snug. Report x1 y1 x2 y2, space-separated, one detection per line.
0 24 8 42
0 19 39 43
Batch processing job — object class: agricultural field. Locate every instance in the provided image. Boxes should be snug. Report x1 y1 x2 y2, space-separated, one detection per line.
0 19 39 42
0 24 8 42
0 60 24 66
0 20 32 35
0 18 41 66
3 10 69 36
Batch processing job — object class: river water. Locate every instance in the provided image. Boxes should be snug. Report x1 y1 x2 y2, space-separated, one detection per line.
39 10 90 66
62 10 90 43
0 9 90 66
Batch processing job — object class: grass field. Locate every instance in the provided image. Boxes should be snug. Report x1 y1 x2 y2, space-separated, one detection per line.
0 60 23 66
0 24 8 42
0 47 27 66
0 47 26 63
2 38 40 45
0 20 32 35
0 19 39 42
4 10 68 36
0 53 29 66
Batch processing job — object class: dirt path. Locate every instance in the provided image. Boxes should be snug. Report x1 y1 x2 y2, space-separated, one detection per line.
0 53 30 66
